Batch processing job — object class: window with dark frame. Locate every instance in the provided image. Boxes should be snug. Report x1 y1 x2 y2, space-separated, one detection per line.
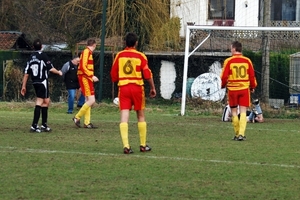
208 0 235 20
271 0 296 21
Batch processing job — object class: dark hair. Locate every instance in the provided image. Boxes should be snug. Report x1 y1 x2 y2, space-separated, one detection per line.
87 38 96 46
33 39 42 50
232 41 242 52
125 32 138 47
72 55 80 60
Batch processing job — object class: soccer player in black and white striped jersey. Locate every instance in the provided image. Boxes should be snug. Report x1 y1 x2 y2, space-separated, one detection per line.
21 39 62 132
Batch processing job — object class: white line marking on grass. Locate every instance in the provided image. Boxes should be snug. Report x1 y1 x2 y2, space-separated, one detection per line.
0 146 299 169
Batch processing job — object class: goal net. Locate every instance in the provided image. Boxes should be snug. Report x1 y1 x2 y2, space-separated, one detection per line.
181 26 300 116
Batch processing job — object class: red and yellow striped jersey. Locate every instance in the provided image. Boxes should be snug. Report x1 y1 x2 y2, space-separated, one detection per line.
110 47 152 86
78 47 94 80
221 54 257 91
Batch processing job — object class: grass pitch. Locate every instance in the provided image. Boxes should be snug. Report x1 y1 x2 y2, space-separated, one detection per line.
0 101 300 199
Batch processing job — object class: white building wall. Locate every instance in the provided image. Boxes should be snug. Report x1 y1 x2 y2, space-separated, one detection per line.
170 0 207 37
171 0 259 37
234 0 259 27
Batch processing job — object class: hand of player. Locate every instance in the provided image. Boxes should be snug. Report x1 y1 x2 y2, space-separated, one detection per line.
21 88 26 96
149 89 156 98
250 88 255 93
92 76 99 82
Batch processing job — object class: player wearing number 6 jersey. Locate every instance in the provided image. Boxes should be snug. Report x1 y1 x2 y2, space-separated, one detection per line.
110 32 156 154
220 41 257 141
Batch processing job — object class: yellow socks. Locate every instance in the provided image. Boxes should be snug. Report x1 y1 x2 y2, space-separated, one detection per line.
75 103 90 119
232 115 239 136
239 113 247 136
119 122 147 149
84 106 91 125
120 122 129 148
138 122 147 147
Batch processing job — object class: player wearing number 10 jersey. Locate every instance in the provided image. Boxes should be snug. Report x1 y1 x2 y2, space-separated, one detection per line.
220 41 257 141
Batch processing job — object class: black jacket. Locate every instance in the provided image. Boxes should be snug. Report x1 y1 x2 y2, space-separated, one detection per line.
62 61 80 89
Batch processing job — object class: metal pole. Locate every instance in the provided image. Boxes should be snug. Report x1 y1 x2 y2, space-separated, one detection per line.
180 27 191 116
261 0 271 103
98 0 107 101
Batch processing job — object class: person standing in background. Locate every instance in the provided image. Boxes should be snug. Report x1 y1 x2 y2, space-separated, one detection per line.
72 38 99 129
61 56 85 114
21 39 62 132
110 32 156 154
220 41 257 141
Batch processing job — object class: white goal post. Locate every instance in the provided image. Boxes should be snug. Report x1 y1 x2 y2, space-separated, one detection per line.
181 25 300 116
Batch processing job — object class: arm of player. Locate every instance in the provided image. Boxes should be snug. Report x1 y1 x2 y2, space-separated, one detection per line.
142 64 156 98
110 55 119 83
249 61 257 90
80 49 94 80
220 64 229 88
146 78 156 98
50 67 63 76
21 74 29 96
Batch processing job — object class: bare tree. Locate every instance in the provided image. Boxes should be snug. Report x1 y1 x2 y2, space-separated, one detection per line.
261 0 271 103
106 0 173 50
0 0 14 30
1 0 179 52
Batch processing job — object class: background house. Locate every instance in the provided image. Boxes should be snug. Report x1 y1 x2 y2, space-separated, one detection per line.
0 31 32 50
0 31 32 100
171 0 300 37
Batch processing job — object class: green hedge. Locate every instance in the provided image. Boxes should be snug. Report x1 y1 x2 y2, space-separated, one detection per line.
244 50 296 103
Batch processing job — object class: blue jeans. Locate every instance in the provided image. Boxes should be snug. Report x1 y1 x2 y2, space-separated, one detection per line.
255 104 262 114
248 112 255 121
248 104 263 121
67 89 85 113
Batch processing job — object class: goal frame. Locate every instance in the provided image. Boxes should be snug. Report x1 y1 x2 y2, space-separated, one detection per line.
181 25 300 116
